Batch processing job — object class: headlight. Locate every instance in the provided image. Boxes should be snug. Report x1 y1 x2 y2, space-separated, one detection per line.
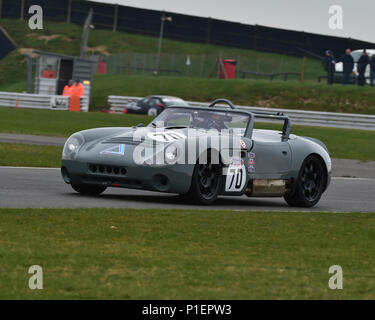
62 133 85 160
165 145 178 164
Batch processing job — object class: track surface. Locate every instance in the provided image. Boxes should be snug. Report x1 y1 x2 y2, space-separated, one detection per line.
0 167 374 212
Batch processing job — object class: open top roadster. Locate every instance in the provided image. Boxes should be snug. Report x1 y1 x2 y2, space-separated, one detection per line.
61 99 331 207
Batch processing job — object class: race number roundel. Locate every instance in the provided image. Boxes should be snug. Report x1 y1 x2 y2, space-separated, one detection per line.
240 139 246 149
225 161 246 192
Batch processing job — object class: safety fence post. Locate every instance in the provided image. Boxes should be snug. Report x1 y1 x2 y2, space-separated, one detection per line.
301 56 306 83
113 4 118 32
67 0 72 23
20 0 25 20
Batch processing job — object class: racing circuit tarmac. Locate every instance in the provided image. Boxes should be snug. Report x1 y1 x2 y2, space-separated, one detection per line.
0 167 374 212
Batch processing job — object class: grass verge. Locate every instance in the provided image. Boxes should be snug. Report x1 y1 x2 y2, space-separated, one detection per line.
0 143 62 167
91 75 375 114
0 107 150 137
0 208 374 299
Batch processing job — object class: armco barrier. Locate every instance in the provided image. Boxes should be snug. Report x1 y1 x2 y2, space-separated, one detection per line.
0 92 89 112
107 95 375 131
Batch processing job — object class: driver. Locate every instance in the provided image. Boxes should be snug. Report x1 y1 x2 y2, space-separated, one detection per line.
190 111 228 131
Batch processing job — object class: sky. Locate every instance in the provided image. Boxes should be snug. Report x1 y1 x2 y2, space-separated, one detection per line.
90 0 375 43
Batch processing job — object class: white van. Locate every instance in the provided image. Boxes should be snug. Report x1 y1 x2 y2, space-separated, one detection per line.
335 49 375 83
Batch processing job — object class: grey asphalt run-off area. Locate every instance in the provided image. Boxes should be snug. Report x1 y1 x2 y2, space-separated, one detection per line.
0 167 374 212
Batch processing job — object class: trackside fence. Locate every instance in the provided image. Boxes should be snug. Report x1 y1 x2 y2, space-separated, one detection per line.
0 92 89 111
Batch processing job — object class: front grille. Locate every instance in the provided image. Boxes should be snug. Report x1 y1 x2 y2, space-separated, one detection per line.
88 164 127 175
81 175 142 188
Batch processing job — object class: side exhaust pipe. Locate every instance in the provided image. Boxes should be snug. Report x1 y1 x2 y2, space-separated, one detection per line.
246 179 286 197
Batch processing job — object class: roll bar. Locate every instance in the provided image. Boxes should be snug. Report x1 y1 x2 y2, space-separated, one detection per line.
207 99 236 109
252 113 292 140
206 99 292 140
169 99 292 140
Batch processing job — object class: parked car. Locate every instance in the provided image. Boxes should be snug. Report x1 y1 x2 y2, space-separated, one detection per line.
105 95 189 116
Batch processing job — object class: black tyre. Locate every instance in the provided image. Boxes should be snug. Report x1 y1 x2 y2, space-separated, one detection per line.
71 184 107 196
188 151 222 205
284 155 326 207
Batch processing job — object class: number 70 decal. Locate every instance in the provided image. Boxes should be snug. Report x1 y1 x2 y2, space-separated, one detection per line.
225 164 246 192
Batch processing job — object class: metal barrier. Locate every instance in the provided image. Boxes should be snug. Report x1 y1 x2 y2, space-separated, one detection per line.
107 95 375 131
0 92 89 112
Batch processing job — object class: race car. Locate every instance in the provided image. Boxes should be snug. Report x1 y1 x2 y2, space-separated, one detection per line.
61 99 331 207
105 95 189 116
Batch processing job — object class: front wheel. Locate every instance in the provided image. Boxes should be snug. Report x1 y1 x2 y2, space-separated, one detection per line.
188 152 222 205
284 155 326 207
71 184 107 196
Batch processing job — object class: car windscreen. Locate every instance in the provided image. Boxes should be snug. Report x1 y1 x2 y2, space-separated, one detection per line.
149 108 250 132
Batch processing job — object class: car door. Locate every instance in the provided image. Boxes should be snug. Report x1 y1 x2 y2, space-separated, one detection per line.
250 140 292 175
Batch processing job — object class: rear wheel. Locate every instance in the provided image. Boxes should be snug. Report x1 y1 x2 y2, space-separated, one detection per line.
188 152 222 205
71 184 107 196
284 155 325 207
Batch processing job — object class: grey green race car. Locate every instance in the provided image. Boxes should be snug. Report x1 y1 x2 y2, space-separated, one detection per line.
61 99 331 207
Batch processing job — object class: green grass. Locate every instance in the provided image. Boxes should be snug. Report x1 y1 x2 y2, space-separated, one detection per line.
0 18 322 90
0 107 150 137
0 143 62 167
2 19 375 116
0 208 374 299
0 107 374 162
91 75 375 114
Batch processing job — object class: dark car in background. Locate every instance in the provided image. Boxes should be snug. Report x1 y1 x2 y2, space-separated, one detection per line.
105 95 189 116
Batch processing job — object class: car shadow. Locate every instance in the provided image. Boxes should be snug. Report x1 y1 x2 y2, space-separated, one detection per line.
66 191 290 208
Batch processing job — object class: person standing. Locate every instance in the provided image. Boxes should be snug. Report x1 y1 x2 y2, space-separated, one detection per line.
72 79 85 97
62 80 74 96
323 50 336 85
357 50 369 86
337 49 354 85
369 54 375 87
42 65 56 78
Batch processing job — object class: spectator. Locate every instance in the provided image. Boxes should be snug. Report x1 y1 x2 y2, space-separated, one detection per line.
323 50 336 85
62 80 74 96
337 49 354 85
357 50 369 86
72 79 85 97
370 54 375 87
97 57 107 74
42 65 55 78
